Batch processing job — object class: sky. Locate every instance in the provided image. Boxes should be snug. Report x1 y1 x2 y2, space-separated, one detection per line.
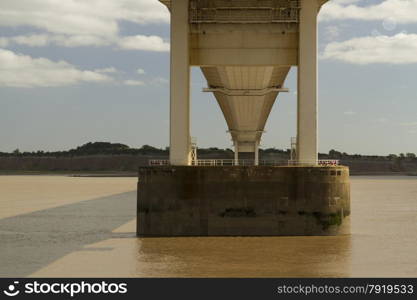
0 0 416 155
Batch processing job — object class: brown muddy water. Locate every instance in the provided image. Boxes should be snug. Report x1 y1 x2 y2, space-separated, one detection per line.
0 175 416 277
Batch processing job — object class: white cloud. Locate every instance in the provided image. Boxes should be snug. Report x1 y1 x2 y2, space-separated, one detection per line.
374 117 389 124
0 0 170 50
321 0 417 24
95 67 118 73
0 33 170 50
0 34 112 48
123 76 168 86
0 48 112 88
118 35 170 52
400 121 417 126
149 77 169 85
344 110 356 115
137 68 146 75
10 34 50 47
0 37 8 47
321 33 417 64
0 0 169 38
124 80 145 86
52 35 111 47
332 0 361 4
324 25 341 41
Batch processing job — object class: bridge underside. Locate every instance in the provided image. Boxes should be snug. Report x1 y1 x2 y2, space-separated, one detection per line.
201 66 290 153
163 0 325 166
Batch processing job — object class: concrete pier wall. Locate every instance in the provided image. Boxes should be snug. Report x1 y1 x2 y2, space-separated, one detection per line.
137 166 350 236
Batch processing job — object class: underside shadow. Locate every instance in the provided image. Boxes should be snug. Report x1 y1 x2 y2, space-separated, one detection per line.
0 191 136 277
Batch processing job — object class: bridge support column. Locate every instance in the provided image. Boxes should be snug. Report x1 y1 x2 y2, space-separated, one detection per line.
169 0 191 166
234 142 239 165
297 0 319 165
254 141 259 166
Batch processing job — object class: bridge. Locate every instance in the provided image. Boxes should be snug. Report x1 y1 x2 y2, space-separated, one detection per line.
162 0 325 166
137 0 350 237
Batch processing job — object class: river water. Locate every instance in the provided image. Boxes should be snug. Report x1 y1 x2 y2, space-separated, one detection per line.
0 175 416 277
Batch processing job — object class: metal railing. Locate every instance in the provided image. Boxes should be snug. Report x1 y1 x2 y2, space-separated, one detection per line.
318 159 340 166
195 159 258 166
148 159 169 166
149 159 340 167
288 160 340 166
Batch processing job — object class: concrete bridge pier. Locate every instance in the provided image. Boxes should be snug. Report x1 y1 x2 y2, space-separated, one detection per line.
137 166 351 236
137 0 350 237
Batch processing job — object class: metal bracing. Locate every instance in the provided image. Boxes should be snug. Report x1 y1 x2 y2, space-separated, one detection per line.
203 87 289 96
190 0 300 24
228 130 265 134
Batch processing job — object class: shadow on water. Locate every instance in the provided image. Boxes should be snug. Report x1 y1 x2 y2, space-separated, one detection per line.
0 191 136 277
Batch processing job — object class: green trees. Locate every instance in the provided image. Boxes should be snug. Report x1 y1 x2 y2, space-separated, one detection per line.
406 153 416 159
1 143 417 161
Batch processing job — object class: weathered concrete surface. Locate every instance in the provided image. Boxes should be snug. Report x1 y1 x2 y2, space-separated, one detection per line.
137 166 350 236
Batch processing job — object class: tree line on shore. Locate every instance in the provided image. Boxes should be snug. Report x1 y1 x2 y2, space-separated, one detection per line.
1 142 416 161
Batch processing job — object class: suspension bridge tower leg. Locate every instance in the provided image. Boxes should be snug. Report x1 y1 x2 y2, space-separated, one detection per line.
297 0 319 165
169 0 191 166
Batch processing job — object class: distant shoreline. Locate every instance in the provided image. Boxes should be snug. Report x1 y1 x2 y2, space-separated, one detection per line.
0 170 137 177
1 142 417 176
0 170 416 177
